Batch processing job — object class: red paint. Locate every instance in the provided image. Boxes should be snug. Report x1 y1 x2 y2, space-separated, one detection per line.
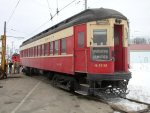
12 53 20 63
21 56 74 74
114 25 124 72
123 47 128 72
86 48 114 74
66 36 74 54
74 24 87 72
20 24 129 76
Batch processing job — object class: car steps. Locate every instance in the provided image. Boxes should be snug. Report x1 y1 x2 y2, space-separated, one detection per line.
75 90 88 96
80 84 90 87
75 83 90 96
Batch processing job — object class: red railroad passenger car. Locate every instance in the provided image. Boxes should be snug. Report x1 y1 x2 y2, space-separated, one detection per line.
20 8 131 96
11 53 20 63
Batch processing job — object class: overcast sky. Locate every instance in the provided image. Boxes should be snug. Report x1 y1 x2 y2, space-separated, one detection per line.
0 0 150 52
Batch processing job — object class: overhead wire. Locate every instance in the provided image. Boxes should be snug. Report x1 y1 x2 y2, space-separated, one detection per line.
7 35 25 39
51 0 77 20
59 0 77 12
56 0 59 14
28 0 78 37
7 0 21 24
31 0 48 9
27 0 52 37
46 0 53 19
27 19 50 37
7 28 28 36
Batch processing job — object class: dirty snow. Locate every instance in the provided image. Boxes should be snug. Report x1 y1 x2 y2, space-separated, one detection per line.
113 111 121 113
127 63 150 104
109 98 148 113
111 63 150 113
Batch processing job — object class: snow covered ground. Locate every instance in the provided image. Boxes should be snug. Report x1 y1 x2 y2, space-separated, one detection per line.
127 63 150 104
112 63 150 113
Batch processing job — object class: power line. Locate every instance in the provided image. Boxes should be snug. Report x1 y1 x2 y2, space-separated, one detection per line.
28 19 50 37
60 0 77 12
7 36 25 39
52 0 77 20
28 0 78 37
46 0 51 11
46 0 53 20
56 0 59 15
7 0 21 24
31 0 48 9
7 28 28 36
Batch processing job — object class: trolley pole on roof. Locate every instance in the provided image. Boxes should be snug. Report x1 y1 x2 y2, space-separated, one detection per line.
85 0 87 10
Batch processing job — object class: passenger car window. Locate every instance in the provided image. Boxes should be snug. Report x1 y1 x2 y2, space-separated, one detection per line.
93 29 107 45
114 31 119 46
34 47 37 56
38 45 41 56
50 42 53 55
78 32 84 48
42 44 44 56
44 43 49 56
61 38 66 54
54 40 58 55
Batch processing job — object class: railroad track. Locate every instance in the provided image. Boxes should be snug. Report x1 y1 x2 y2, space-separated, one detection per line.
68 90 149 113
31 75 150 113
106 97 149 113
83 95 150 113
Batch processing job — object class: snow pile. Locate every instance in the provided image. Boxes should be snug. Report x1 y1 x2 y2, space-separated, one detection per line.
108 98 148 113
127 85 150 104
129 64 150 87
113 111 120 113
127 63 150 104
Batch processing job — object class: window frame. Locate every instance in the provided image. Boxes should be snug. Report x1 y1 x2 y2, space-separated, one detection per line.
41 44 44 56
50 41 53 55
38 45 41 56
93 29 107 46
44 43 49 56
54 40 58 55
77 32 85 48
61 38 66 55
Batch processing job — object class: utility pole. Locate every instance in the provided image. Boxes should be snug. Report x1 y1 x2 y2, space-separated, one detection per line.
0 21 7 79
2 22 6 70
85 0 87 10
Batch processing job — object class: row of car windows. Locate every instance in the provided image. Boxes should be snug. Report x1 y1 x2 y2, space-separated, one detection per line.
21 38 66 57
20 29 107 57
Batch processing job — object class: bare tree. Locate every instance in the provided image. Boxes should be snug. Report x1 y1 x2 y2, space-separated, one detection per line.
132 37 147 44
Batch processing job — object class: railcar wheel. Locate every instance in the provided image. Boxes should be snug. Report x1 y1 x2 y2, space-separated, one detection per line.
52 75 58 86
66 80 74 92
30 68 35 75
24 67 31 76
48 72 54 80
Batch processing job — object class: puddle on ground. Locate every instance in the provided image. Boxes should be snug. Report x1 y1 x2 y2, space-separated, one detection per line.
74 104 80 108
4 101 14 104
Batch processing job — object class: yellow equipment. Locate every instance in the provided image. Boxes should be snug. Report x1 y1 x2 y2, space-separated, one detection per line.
0 22 7 79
